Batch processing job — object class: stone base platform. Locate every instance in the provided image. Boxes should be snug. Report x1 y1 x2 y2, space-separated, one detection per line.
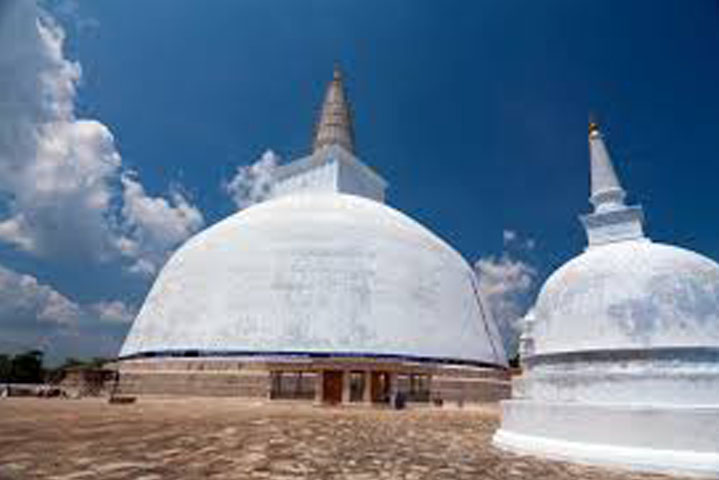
494 399 719 478
114 357 510 406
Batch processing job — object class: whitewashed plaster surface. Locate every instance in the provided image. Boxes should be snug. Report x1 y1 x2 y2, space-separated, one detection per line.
120 193 506 366
272 146 387 203
496 236 719 476
495 401 719 477
495 127 719 477
534 239 719 354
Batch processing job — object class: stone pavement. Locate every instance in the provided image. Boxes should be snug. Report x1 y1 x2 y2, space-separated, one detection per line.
0 398 675 480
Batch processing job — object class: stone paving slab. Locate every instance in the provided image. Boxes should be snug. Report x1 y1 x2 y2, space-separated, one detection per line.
0 398 676 480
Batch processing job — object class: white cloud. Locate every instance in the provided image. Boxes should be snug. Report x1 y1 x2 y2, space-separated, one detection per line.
0 0 204 273
224 150 279 209
503 229 517 244
89 300 135 324
0 217 37 253
118 173 204 276
0 264 80 327
0 263 134 363
0 0 205 362
475 250 537 357
503 228 535 250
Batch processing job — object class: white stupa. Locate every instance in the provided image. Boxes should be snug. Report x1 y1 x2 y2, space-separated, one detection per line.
118 67 507 403
493 122 719 476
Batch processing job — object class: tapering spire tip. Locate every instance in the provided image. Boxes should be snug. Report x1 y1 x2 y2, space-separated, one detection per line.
332 63 342 81
313 64 355 154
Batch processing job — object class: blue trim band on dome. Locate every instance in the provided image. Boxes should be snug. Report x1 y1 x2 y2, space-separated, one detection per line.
116 349 506 370
525 347 719 367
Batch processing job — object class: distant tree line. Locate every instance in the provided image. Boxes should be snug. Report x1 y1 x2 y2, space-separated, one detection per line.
0 350 45 383
0 350 112 384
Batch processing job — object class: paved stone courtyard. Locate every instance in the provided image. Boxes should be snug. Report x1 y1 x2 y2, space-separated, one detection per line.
0 398 676 480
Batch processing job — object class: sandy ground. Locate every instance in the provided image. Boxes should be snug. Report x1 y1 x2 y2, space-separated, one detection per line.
0 398 676 480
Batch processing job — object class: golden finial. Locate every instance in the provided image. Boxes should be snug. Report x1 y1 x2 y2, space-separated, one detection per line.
332 63 342 81
588 113 600 135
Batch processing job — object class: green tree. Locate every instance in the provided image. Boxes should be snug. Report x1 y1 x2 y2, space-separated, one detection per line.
59 357 85 369
10 350 44 383
0 354 11 382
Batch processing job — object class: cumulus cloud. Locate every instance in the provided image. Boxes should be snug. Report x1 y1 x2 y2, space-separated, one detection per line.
503 229 535 250
89 300 135 324
502 229 517 244
0 1 114 259
0 264 81 328
0 264 134 363
118 173 204 276
0 0 206 362
224 150 279 209
0 0 204 273
475 234 538 357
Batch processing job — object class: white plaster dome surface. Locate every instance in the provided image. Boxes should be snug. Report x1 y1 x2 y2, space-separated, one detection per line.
534 240 719 354
120 193 506 366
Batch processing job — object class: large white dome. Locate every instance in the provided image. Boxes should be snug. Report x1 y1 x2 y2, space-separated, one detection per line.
534 239 719 355
120 193 506 366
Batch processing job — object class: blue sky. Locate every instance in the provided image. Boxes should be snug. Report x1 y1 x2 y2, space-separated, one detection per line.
1 0 718 361
71 0 719 262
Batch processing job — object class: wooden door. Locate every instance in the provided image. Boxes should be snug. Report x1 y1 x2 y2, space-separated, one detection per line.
322 370 343 404
370 372 389 403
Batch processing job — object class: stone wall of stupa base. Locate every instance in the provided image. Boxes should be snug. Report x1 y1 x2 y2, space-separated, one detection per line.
113 357 510 405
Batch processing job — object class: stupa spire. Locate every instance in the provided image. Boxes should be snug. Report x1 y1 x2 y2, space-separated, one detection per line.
580 120 645 247
313 64 355 154
588 121 626 213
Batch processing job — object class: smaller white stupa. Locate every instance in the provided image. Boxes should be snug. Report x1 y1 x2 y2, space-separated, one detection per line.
493 122 719 477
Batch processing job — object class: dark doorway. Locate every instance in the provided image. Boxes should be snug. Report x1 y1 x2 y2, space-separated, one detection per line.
322 370 343 404
270 371 315 400
349 371 365 402
370 371 390 403
406 373 430 402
